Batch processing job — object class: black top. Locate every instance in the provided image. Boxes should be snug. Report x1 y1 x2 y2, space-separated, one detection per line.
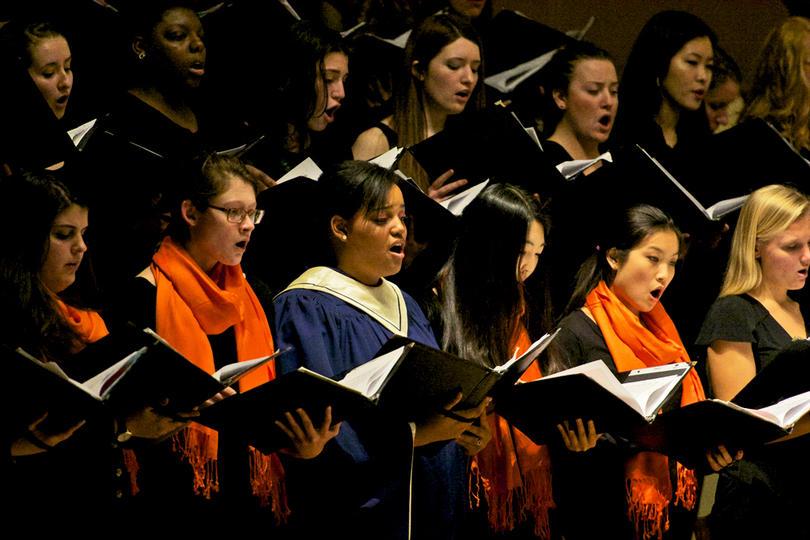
541 139 573 165
695 294 807 374
376 122 399 149
554 309 683 411
549 308 694 539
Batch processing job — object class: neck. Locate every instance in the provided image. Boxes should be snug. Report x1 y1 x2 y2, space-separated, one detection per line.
655 99 680 148
182 239 217 277
336 259 382 287
749 280 791 306
548 121 602 160
424 101 449 139
129 84 197 131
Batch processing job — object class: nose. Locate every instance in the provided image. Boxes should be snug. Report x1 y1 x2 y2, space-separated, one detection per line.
74 234 87 254
331 79 345 103
57 68 72 91
657 262 674 285
801 244 810 264
241 213 256 232
460 65 475 85
521 257 538 282
697 64 710 83
392 215 407 239
190 32 205 53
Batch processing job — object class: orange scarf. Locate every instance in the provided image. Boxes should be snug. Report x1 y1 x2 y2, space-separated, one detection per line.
57 299 109 344
470 323 555 539
586 281 703 540
151 236 288 521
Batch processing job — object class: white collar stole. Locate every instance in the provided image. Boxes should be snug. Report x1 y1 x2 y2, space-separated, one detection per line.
282 267 408 336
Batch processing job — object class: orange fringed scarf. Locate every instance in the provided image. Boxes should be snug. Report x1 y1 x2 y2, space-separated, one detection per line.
470 323 555 538
151 236 289 521
57 299 109 344
586 281 703 540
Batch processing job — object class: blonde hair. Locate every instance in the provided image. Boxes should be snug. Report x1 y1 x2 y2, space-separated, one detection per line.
721 184 810 296
741 17 810 151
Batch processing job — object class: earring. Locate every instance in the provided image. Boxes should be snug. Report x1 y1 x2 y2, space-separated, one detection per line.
342 235 347 241
138 52 146 60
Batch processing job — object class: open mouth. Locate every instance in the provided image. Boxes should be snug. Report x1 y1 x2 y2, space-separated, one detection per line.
236 240 248 249
800 268 808 277
650 288 663 299
598 114 611 127
190 61 205 76
324 105 340 122
56 94 69 105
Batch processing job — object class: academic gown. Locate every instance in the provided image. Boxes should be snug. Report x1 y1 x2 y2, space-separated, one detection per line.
274 269 468 540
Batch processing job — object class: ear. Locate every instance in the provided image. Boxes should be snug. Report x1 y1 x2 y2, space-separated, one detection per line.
411 60 425 82
132 37 147 58
180 199 199 228
552 88 567 110
606 247 621 271
330 215 349 242
754 244 761 259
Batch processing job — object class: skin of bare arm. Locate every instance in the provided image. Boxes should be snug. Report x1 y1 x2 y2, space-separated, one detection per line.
352 126 391 161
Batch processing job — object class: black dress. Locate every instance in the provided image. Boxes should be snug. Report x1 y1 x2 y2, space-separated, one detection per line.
694 294 810 540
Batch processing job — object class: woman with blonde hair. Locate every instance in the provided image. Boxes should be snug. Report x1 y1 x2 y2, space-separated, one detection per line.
696 184 810 539
741 17 810 153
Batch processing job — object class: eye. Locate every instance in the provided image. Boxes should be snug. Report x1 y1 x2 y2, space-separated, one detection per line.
648 256 659 263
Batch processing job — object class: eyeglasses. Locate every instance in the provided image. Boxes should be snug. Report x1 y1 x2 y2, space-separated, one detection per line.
206 205 265 224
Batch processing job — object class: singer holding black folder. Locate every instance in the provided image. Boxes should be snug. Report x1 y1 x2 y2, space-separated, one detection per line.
551 205 740 540
438 183 588 538
2 172 194 527
114 154 336 526
351 13 483 200
274 161 489 540
696 184 810 540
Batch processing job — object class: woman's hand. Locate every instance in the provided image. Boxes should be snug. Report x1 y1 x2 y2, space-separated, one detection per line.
277 406 341 459
557 418 600 452
245 164 276 192
10 412 85 456
200 387 237 410
428 169 467 203
706 445 743 472
456 409 493 456
124 398 197 440
414 393 491 447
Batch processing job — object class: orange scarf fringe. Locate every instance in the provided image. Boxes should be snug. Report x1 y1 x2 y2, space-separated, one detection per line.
470 324 555 538
151 236 288 521
587 281 703 539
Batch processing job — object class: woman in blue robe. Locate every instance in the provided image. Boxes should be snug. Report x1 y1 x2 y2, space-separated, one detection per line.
274 161 490 539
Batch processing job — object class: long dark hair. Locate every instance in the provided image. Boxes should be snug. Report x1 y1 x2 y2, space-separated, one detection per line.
563 204 683 317
540 41 613 137
441 184 551 369
0 172 89 360
276 20 349 150
613 10 716 146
